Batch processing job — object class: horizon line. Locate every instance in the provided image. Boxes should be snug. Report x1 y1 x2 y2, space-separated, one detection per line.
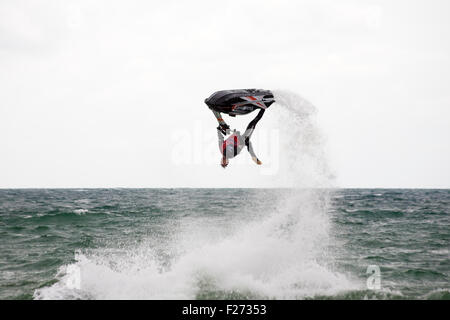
0 187 448 190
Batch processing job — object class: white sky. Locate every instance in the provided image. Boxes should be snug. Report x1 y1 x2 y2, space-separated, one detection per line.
0 0 449 188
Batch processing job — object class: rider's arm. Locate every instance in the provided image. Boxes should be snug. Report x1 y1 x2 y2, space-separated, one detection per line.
218 128 231 158
217 129 229 159
212 110 229 133
217 128 224 147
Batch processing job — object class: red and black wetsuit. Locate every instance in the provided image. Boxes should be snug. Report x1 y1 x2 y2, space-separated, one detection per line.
217 108 264 160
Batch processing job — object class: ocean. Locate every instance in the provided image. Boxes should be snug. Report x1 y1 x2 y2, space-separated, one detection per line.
0 188 448 300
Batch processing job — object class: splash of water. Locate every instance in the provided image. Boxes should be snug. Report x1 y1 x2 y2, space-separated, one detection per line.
271 90 335 188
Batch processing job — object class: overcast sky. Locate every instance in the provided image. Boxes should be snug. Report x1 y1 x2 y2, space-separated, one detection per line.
0 0 449 188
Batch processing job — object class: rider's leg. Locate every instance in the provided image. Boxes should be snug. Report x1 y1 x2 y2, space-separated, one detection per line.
243 109 265 147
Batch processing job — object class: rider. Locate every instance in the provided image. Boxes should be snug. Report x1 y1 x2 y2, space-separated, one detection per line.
205 89 274 167
217 109 264 168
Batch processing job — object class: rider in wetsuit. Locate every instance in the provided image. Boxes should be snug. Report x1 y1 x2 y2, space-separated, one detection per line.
216 109 264 168
205 89 274 167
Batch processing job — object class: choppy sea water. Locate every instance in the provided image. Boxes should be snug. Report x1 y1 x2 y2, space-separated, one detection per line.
0 188 448 300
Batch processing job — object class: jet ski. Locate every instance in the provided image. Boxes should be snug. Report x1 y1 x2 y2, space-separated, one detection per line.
204 89 275 116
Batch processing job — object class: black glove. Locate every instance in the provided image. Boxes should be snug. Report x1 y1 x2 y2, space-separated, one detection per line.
217 123 230 135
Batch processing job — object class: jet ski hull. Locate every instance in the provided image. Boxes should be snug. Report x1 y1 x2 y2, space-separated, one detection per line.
205 89 275 116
